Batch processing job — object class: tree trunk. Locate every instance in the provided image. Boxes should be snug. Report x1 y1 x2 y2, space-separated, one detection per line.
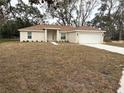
119 30 122 40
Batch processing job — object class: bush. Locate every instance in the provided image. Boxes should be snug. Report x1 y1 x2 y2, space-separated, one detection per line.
26 40 29 42
66 40 69 43
104 36 112 42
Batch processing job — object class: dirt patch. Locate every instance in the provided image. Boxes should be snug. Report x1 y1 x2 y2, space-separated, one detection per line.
0 42 124 93
106 42 124 47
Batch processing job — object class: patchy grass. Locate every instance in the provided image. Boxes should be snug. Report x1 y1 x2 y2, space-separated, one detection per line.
106 42 124 47
0 39 18 44
0 42 124 93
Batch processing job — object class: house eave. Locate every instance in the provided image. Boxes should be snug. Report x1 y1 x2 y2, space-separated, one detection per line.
74 30 106 32
44 28 61 30
18 29 44 32
60 31 74 32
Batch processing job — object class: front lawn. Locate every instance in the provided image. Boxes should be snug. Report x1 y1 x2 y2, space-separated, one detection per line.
0 42 124 93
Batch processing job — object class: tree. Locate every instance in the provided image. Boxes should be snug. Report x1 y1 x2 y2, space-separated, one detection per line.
75 0 98 26
0 0 11 24
11 0 43 24
47 0 98 26
114 0 124 40
47 0 77 25
28 0 70 7
0 0 45 39
92 0 124 40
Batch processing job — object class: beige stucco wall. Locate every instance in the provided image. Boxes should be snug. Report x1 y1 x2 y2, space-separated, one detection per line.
32 31 45 42
67 32 78 43
20 32 27 42
20 31 45 42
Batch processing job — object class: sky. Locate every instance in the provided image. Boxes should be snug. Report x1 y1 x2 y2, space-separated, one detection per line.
11 0 28 5
10 0 100 24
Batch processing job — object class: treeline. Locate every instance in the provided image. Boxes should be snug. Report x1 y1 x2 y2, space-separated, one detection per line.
0 18 33 38
0 0 124 40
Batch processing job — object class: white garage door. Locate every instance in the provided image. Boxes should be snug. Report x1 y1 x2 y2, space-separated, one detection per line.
78 32 104 44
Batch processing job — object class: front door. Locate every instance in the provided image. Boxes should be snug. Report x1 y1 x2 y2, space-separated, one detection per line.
52 32 55 41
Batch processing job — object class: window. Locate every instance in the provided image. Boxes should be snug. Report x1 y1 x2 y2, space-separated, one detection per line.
61 33 66 40
27 32 32 39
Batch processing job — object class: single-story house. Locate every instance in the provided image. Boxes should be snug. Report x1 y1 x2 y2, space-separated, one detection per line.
18 24 106 44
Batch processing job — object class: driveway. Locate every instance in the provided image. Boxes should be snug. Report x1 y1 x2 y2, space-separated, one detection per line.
82 44 124 55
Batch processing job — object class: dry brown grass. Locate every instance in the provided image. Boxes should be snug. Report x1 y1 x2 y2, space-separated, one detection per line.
0 42 124 93
0 39 18 44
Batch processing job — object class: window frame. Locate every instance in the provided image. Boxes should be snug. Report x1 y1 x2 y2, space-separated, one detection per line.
27 32 32 39
61 33 66 40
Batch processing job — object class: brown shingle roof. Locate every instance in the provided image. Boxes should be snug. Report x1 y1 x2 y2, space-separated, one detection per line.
18 24 104 32
19 24 61 31
60 25 74 31
74 26 99 31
